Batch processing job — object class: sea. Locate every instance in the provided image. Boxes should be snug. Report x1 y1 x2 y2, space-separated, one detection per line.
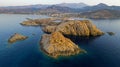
0 14 120 67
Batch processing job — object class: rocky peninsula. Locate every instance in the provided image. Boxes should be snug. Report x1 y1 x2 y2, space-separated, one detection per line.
43 20 104 36
21 18 104 58
20 18 55 26
21 18 61 26
40 32 85 58
20 18 72 26
8 33 28 43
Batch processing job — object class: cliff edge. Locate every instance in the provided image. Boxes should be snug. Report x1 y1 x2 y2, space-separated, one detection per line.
40 32 85 58
43 20 104 36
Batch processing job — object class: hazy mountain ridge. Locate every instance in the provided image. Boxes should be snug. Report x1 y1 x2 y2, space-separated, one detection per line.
55 3 88 8
80 9 120 19
81 3 120 12
0 4 49 9
0 3 120 12
0 3 120 19
41 5 79 13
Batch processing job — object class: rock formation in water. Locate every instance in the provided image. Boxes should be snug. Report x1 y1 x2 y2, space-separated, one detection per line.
107 32 115 36
20 18 60 26
20 20 39 26
20 18 71 26
40 32 85 58
42 20 104 36
8 33 28 43
20 18 104 58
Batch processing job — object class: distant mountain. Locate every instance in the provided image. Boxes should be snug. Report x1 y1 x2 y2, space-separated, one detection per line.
56 3 88 8
0 4 49 9
35 5 78 14
45 5 77 12
0 3 120 16
81 3 120 12
0 3 82 14
95 3 108 7
80 9 120 19
0 4 49 14
0 7 41 14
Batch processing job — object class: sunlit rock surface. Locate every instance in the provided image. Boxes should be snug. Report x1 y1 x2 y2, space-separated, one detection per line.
40 32 85 58
21 18 104 58
43 20 104 36
8 33 28 43
20 18 61 26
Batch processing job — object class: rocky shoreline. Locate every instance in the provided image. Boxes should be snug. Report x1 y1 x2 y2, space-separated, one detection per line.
42 20 104 36
21 18 104 58
40 32 85 58
8 33 28 43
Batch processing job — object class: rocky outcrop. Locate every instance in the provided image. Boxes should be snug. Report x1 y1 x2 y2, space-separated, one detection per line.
43 20 104 36
8 33 28 43
20 18 104 58
20 20 39 26
40 32 85 58
20 18 72 26
107 32 115 36
20 18 60 26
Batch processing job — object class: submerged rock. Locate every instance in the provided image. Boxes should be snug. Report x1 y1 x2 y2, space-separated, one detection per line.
43 20 104 36
8 33 28 43
40 32 85 58
107 32 115 36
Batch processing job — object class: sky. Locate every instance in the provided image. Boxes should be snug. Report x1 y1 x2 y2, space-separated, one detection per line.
0 0 120 6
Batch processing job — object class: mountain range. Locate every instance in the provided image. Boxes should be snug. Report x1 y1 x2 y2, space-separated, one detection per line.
55 3 88 8
80 9 120 19
0 3 88 9
0 3 120 19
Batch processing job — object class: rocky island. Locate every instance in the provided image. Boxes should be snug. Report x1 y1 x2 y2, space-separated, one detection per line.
21 18 60 26
40 32 85 58
8 33 28 43
43 20 104 36
21 18 104 58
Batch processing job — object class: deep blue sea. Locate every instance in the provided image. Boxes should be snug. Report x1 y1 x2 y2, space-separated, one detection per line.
0 14 120 67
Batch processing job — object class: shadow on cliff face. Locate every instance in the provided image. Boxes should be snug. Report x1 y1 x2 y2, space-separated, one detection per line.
64 35 101 45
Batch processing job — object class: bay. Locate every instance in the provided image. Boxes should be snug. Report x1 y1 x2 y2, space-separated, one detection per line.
0 14 120 67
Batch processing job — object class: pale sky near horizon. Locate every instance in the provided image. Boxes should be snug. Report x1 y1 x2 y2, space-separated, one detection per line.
0 0 120 6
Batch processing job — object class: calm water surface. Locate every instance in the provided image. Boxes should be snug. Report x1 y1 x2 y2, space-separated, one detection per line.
0 14 120 67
